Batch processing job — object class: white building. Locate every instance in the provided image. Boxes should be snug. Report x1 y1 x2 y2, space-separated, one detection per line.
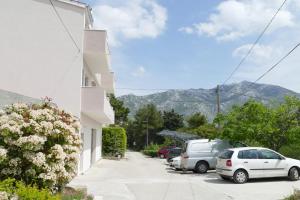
0 0 115 173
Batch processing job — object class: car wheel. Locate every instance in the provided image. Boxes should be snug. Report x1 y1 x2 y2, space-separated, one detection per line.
195 161 208 174
233 169 248 184
289 167 299 181
220 175 230 181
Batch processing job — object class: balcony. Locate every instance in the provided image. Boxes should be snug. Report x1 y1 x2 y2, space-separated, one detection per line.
81 87 114 124
83 30 111 74
101 72 115 94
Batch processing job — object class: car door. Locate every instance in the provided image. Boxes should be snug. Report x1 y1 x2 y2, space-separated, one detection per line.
258 149 288 177
237 149 263 178
190 142 212 168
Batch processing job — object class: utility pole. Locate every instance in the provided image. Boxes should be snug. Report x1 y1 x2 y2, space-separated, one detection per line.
216 85 221 114
146 118 149 147
216 85 221 130
144 117 149 147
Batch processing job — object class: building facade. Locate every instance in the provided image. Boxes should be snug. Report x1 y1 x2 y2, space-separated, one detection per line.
0 0 114 173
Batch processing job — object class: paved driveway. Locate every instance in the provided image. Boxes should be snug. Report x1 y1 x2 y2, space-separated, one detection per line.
69 151 300 200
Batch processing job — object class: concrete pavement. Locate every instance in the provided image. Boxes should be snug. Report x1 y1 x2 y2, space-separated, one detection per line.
69 151 300 200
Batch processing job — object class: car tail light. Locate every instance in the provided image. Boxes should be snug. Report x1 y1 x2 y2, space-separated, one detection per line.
226 160 232 167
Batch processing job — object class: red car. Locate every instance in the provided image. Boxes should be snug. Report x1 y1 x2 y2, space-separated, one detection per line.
157 146 176 158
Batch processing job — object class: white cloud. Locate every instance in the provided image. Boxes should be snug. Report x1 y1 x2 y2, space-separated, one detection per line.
131 66 146 77
92 0 167 46
232 44 281 65
180 0 295 41
230 41 300 93
176 0 300 92
178 26 194 34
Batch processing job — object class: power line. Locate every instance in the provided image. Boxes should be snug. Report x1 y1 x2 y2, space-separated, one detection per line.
49 0 81 53
254 42 300 83
221 0 288 86
235 42 300 99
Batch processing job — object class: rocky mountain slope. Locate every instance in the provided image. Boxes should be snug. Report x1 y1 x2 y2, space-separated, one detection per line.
119 81 300 121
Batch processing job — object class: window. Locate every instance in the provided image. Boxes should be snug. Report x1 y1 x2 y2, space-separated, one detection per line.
84 76 89 86
258 150 281 159
238 149 259 159
218 150 234 159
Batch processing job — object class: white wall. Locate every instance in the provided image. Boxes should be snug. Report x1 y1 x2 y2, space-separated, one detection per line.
81 127 92 172
95 128 102 160
0 0 86 116
80 113 103 173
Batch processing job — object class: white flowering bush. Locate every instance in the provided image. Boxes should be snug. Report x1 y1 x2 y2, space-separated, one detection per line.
0 99 81 190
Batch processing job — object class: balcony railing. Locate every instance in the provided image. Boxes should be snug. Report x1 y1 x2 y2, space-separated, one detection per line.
81 86 114 124
83 30 111 74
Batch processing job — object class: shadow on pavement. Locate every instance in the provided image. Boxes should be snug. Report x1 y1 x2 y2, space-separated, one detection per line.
204 177 290 184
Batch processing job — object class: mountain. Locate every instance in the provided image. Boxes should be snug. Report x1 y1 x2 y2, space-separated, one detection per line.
119 81 300 121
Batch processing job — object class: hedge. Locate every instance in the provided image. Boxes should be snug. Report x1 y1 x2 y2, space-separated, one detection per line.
0 178 60 200
142 144 160 157
102 127 127 157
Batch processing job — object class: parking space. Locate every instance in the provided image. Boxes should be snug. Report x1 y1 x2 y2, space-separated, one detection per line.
69 151 300 200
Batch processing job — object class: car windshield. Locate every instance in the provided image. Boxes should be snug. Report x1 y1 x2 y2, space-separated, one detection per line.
170 148 181 154
218 150 234 159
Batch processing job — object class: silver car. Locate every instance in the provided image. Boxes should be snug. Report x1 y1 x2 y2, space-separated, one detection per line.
181 139 236 173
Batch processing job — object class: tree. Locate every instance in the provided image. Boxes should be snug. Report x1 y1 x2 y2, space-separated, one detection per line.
179 124 218 139
162 109 184 130
126 104 163 149
187 112 207 128
108 94 130 125
215 97 300 151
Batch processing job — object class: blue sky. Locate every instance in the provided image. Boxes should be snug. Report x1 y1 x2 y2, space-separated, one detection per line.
82 0 300 96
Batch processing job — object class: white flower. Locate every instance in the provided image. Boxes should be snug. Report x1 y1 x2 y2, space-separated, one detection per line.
0 123 21 134
54 121 68 129
17 135 46 145
29 109 55 121
0 101 81 190
0 191 9 200
39 172 57 182
9 158 21 167
9 112 23 120
12 103 28 110
0 115 9 125
24 152 46 167
0 147 7 160
49 144 66 160
63 145 80 154
53 129 61 134
16 135 46 151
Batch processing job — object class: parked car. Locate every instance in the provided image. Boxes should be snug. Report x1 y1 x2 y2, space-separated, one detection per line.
166 147 182 163
158 146 175 158
170 156 181 170
181 139 244 173
216 147 300 184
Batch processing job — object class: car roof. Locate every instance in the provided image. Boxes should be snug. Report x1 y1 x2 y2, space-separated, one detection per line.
187 139 210 143
227 147 269 151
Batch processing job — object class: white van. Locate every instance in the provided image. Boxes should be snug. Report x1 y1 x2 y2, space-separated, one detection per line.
181 139 242 173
